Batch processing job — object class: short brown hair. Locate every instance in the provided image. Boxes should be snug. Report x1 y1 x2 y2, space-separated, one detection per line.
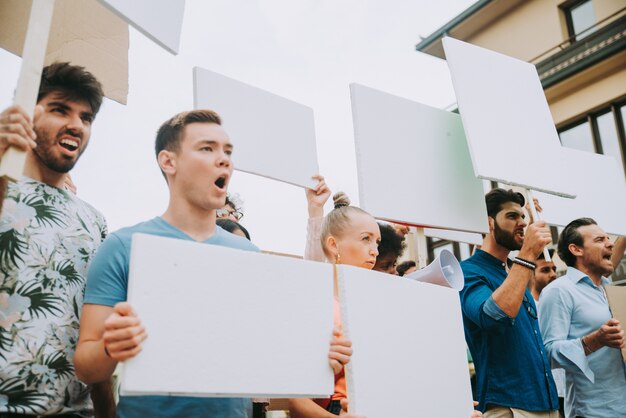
557 218 597 267
485 188 525 218
155 109 222 157
38 62 104 116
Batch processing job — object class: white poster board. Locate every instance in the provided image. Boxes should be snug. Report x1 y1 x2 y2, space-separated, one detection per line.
122 233 334 398
96 0 185 54
424 228 483 246
605 285 626 359
194 67 320 189
534 149 626 236
442 37 575 198
338 265 473 417
350 83 488 233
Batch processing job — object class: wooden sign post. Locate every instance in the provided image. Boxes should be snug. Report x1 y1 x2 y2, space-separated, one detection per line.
0 0 55 180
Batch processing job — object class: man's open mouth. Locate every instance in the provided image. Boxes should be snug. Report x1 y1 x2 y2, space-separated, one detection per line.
60 138 79 152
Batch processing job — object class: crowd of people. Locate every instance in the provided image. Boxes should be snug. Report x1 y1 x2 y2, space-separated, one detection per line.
0 62 624 418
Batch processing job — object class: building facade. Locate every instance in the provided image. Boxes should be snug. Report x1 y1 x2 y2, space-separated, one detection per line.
415 0 626 282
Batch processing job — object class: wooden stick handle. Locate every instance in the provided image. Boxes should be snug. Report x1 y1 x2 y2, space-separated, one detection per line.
525 188 551 262
0 0 55 181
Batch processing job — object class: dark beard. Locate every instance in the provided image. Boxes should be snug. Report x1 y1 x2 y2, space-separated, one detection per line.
493 220 522 251
33 127 81 173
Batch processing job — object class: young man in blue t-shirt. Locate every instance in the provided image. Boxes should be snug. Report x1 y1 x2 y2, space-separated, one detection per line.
74 109 355 418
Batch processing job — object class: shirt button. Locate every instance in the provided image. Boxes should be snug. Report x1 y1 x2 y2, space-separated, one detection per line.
534 330 538 334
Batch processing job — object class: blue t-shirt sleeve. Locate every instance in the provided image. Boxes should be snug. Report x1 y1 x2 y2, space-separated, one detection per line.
84 233 130 307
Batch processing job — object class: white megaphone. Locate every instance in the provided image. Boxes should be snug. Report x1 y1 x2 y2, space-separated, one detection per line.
405 249 464 291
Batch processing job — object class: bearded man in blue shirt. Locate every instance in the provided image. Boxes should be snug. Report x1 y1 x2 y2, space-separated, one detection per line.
539 218 626 418
460 188 559 417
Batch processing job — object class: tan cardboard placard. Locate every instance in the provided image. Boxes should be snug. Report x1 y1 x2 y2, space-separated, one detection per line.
0 0 129 104
605 285 626 360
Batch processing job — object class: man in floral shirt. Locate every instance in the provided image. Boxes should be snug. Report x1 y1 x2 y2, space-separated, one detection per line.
0 63 112 417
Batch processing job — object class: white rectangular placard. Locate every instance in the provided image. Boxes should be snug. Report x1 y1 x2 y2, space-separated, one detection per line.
350 83 488 233
96 0 185 54
194 67 319 189
338 265 473 417
424 228 483 246
534 149 626 236
442 37 575 198
122 233 334 398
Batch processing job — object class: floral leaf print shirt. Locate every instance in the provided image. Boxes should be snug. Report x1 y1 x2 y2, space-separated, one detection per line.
0 178 106 415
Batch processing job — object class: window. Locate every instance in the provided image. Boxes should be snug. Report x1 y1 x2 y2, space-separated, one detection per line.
559 121 595 152
558 102 626 179
563 0 598 41
596 111 626 177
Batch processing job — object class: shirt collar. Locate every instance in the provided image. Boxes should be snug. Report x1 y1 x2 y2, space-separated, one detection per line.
566 266 610 286
474 248 508 269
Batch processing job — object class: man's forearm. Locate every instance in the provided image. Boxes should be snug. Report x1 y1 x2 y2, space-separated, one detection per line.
612 236 626 270
75 340 118 384
491 262 534 318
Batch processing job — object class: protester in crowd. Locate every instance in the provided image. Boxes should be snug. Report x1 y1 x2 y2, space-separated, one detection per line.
303 177 406 277
373 222 406 275
0 62 114 417
529 249 565 418
460 188 558 417
74 109 353 418
396 260 417 277
304 174 332 262
539 218 626 418
611 236 626 270
292 192 482 418
290 192 378 418
217 193 244 222
217 217 251 240
531 249 557 302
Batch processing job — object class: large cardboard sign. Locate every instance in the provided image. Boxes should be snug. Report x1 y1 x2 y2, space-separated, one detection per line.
338 265 474 417
0 0 129 104
96 0 185 55
442 37 575 198
194 67 320 189
350 83 488 233
605 285 626 360
535 149 626 236
122 233 334 398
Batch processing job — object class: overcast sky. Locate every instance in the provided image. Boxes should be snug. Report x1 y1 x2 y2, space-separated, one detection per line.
0 0 476 255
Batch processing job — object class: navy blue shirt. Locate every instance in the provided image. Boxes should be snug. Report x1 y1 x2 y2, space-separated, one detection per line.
460 249 558 413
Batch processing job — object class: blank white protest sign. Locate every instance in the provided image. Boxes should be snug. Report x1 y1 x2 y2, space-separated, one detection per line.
350 83 488 233
424 228 483 246
338 265 473 417
534 149 626 236
96 0 185 54
194 67 320 189
442 37 575 198
122 233 334 398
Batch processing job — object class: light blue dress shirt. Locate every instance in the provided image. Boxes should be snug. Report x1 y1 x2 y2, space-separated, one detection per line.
539 267 626 418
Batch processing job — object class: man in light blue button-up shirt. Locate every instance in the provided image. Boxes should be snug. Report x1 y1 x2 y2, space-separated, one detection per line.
539 218 626 418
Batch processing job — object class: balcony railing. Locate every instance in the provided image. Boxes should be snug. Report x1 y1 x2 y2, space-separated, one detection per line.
531 8 626 88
